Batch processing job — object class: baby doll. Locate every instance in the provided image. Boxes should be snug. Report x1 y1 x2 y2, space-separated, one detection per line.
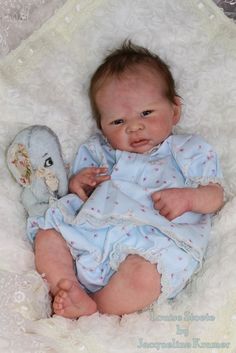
26 42 224 319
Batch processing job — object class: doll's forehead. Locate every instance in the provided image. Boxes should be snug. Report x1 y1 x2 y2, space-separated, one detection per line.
95 65 167 104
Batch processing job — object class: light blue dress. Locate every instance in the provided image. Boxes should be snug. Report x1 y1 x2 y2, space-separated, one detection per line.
28 133 223 302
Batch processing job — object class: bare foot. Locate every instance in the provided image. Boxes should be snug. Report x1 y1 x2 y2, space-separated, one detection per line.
53 279 97 319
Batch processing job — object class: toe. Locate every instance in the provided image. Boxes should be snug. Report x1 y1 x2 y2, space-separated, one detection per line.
54 302 62 310
57 290 68 299
54 295 63 304
53 301 63 311
54 308 65 316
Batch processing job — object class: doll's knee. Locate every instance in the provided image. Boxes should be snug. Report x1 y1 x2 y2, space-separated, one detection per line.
35 228 63 247
119 255 161 294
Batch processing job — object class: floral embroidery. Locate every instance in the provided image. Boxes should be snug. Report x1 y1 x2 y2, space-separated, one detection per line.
10 143 32 185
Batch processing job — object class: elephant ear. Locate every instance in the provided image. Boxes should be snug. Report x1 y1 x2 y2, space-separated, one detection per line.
7 142 33 186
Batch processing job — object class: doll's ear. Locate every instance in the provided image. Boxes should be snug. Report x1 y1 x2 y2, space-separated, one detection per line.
7 143 33 186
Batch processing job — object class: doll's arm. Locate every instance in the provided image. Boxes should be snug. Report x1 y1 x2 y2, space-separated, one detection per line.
152 183 224 221
155 134 225 220
186 183 224 213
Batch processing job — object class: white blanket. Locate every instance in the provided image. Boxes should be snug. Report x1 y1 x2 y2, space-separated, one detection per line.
0 0 236 352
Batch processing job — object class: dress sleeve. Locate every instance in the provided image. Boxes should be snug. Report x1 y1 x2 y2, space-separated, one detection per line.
71 133 115 175
171 134 224 188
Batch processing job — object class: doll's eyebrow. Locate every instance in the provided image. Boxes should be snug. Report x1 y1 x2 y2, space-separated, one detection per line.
42 152 49 158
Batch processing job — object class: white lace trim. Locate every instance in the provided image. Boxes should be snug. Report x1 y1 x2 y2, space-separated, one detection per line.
73 211 145 227
185 176 224 188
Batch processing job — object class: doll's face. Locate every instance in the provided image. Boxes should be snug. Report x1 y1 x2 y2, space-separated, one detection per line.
28 129 68 196
96 65 181 153
7 126 68 197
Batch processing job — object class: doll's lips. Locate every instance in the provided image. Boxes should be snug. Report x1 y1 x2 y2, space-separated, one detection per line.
130 139 150 148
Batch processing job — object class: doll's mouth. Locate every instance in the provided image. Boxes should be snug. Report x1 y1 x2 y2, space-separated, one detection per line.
130 139 149 148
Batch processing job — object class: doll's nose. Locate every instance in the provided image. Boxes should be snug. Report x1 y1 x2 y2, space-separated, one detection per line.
126 121 144 133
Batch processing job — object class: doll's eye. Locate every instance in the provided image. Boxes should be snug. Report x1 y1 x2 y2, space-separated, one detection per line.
44 157 53 167
111 119 124 125
140 110 153 118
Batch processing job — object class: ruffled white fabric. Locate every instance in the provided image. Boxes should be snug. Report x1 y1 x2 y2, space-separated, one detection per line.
0 0 236 351
0 0 66 57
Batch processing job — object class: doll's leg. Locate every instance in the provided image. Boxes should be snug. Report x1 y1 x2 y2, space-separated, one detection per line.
35 229 97 318
90 254 161 315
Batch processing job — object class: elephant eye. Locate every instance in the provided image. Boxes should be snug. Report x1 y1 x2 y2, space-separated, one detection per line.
44 157 53 168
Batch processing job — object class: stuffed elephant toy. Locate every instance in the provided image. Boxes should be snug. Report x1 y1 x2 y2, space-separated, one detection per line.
6 125 68 217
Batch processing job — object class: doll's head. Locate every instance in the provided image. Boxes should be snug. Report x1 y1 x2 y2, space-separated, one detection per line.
89 40 181 153
6 125 68 216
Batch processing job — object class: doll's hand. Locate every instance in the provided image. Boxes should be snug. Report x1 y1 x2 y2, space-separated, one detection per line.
151 188 192 221
69 167 110 201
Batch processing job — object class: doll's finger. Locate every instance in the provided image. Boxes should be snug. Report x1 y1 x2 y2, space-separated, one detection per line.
153 199 165 210
76 187 89 201
80 176 105 189
166 213 175 221
159 206 170 218
151 191 162 202
95 174 111 183
86 177 97 187
88 167 109 176
84 168 109 183
78 173 97 186
97 167 109 174
166 209 183 221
